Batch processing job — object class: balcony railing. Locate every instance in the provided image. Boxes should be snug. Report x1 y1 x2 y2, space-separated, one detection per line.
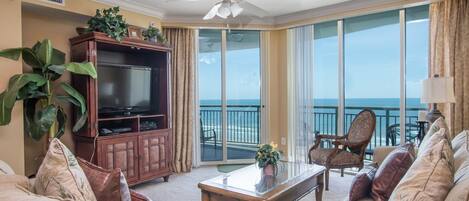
200 105 426 155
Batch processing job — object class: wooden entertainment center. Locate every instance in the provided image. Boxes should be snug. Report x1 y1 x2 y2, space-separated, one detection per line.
69 32 172 185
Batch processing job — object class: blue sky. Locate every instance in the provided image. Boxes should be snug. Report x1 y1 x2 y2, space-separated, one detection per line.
198 12 428 102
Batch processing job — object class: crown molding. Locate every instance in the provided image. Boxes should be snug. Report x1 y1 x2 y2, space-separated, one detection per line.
93 0 434 30
93 0 165 19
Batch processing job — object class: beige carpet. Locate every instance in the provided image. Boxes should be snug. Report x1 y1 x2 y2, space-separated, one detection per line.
133 166 353 201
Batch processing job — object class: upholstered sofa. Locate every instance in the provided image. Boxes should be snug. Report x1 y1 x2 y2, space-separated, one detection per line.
0 159 150 201
347 127 469 201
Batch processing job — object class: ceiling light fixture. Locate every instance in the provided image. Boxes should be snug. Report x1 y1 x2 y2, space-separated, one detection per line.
203 0 244 20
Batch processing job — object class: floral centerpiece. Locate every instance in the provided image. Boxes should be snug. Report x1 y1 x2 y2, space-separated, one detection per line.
255 142 281 175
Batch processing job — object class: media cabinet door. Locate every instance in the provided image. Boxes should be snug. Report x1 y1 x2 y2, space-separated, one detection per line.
99 136 139 184
138 129 172 181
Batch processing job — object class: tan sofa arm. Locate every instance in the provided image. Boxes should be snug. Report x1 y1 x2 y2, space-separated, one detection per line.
373 146 398 166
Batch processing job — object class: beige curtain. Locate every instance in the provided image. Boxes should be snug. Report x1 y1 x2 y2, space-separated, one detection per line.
163 28 196 173
430 0 469 134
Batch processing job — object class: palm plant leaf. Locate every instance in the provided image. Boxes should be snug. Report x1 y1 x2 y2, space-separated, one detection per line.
36 39 53 66
60 83 88 132
64 62 97 78
24 100 58 141
0 74 47 125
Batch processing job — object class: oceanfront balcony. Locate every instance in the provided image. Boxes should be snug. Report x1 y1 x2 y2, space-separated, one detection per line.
199 105 426 161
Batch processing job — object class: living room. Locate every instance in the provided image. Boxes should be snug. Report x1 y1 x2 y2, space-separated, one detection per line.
0 0 468 200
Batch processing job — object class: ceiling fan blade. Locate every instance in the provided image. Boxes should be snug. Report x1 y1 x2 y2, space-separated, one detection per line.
237 0 270 18
203 4 221 20
230 2 243 17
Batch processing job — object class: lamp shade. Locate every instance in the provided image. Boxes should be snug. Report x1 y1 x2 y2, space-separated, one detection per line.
421 76 456 103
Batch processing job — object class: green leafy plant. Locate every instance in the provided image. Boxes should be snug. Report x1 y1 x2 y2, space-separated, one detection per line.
255 142 281 168
142 25 166 43
87 6 129 41
0 39 97 141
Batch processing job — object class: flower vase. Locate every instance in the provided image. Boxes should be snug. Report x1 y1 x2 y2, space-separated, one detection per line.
263 164 277 176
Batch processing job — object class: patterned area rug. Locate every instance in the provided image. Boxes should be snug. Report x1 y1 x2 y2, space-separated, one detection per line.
133 166 353 201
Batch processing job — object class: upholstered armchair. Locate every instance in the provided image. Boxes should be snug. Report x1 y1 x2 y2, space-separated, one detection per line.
309 109 376 190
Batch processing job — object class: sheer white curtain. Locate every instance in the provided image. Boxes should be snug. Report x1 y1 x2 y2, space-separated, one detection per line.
287 26 315 163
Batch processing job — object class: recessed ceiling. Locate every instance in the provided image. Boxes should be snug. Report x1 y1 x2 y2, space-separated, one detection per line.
96 0 352 22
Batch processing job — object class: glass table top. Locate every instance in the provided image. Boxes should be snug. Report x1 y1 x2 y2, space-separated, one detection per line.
200 161 325 196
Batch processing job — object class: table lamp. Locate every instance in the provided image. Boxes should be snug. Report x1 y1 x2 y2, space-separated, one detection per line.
421 75 456 123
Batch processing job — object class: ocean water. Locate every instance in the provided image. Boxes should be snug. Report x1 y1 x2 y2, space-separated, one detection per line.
199 98 427 146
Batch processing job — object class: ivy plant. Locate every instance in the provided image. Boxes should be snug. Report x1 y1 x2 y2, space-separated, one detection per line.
0 39 97 141
87 6 129 41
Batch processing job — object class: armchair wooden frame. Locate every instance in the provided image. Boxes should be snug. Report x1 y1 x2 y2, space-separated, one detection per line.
308 109 376 191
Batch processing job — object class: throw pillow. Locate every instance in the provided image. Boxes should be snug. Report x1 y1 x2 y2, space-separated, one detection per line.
0 160 15 175
120 172 132 201
349 164 378 201
389 140 453 201
371 143 415 201
77 157 121 201
452 130 468 152
419 128 453 164
34 138 97 201
419 117 450 152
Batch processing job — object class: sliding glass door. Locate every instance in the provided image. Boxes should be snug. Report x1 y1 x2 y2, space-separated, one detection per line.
198 30 223 162
303 5 429 159
198 29 262 163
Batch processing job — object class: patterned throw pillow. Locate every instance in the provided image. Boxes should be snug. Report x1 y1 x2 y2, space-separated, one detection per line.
371 143 416 201
419 117 450 153
349 164 378 201
77 157 121 201
34 139 97 201
389 140 453 201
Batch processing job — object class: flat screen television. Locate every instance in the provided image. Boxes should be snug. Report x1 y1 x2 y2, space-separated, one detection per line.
98 63 152 116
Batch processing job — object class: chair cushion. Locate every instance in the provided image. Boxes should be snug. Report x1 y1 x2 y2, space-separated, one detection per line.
419 117 450 156
349 164 378 201
371 143 415 201
310 148 361 166
389 139 453 201
33 138 97 201
78 157 121 201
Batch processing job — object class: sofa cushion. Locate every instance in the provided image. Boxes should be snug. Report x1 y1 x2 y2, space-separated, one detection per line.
34 138 97 201
452 130 468 152
389 140 453 201
78 157 121 201
419 117 450 156
371 144 415 201
349 164 378 201
0 160 15 175
0 174 60 201
445 171 469 201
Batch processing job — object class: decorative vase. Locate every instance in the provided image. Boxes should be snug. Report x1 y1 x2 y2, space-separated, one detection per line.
263 164 277 176
148 37 157 43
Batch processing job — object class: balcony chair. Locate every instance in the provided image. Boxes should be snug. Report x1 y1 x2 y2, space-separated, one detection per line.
200 119 217 159
386 123 421 146
308 109 376 191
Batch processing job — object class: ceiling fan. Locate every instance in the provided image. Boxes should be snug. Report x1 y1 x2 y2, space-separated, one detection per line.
165 0 270 20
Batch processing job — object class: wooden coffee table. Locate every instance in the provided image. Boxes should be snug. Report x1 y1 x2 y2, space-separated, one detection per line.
198 161 326 201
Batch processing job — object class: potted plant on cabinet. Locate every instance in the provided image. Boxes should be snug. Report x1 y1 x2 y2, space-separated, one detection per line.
255 142 281 176
0 39 97 141
142 23 166 43
86 6 129 41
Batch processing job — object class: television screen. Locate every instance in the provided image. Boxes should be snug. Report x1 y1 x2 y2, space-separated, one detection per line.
98 64 152 115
